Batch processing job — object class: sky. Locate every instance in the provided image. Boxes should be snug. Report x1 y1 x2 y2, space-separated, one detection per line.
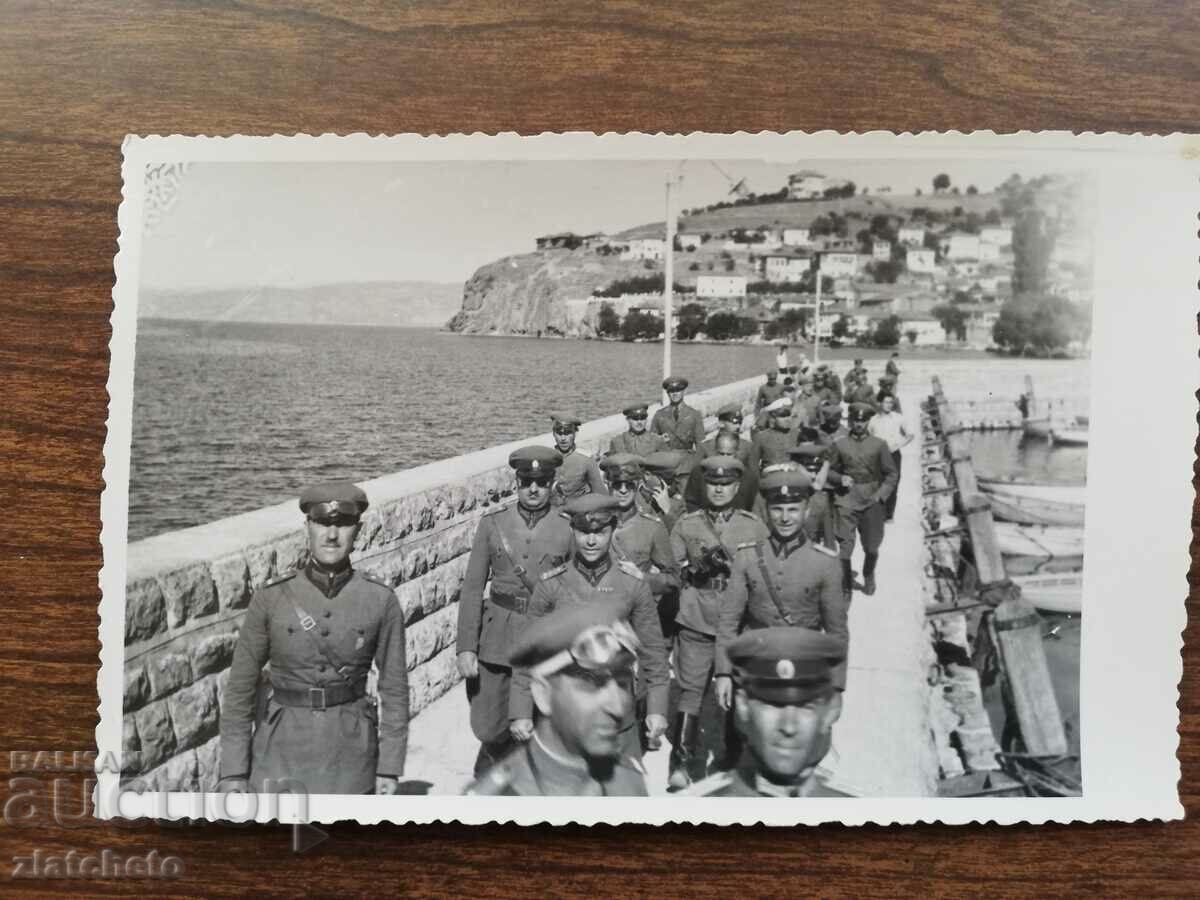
140 157 1066 291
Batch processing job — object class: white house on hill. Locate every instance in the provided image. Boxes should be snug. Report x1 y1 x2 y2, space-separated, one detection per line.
761 251 812 283
941 233 982 261
782 227 812 247
696 275 747 299
820 252 864 278
872 239 892 261
980 225 1013 246
622 238 666 262
787 170 829 200
906 248 937 273
677 233 703 251
898 225 926 247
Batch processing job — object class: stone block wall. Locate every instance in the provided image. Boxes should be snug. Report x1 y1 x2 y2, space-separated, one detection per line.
120 377 762 790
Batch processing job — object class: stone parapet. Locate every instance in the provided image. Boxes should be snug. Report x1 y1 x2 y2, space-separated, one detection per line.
120 376 762 789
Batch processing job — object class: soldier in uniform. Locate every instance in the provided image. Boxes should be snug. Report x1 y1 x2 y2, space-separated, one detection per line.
651 375 706 452
845 358 868 391
755 372 784 412
845 375 878 409
699 403 752 465
788 442 841 551
218 481 408 795
601 453 681 637
714 468 847 713
885 350 901 381
549 415 606 505
750 398 798 472
826 403 899 599
640 449 687 529
876 374 902 412
466 600 650 796
684 627 849 798
609 401 666 457
814 401 848 450
456 446 573 776
668 456 769 789
509 495 670 759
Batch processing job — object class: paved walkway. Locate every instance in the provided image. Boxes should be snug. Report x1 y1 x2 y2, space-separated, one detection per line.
407 384 938 797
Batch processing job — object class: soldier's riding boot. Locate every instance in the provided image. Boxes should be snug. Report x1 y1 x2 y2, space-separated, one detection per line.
667 713 700 791
862 553 879 596
840 559 855 603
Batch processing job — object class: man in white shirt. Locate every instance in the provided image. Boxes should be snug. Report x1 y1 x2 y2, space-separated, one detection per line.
867 394 912 522
775 343 789 374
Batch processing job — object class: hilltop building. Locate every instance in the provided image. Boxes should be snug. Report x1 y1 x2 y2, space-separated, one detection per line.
898 225 926 247
696 275 748 299
622 238 665 262
782 227 812 247
536 232 584 251
760 250 812 283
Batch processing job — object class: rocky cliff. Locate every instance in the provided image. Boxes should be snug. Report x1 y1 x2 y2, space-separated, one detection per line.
446 248 652 336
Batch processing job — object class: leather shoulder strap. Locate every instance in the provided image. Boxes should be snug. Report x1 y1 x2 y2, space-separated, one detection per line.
493 512 537 593
753 543 796 626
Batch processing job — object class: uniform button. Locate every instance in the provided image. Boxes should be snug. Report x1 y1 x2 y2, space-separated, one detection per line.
287 626 295 634
321 628 330 637
323 610 332 618
318 665 327 672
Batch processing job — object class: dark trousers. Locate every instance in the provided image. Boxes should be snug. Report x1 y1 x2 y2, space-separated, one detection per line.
837 501 886 560
675 626 715 716
886 450 902 520
467 660 512 745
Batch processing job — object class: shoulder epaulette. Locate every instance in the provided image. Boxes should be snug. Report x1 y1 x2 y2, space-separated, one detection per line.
679 771 734 796
736 540 761 551
620 754 649 776
682 509 703 519
359 570 392 588
541 563 568 581
618 564 644 582
482 503 509 518
637 510 663 524
811 543 838 558
734 509 763 521
263 571 298 588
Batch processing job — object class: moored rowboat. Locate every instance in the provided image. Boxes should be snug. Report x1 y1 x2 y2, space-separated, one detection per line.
980 478 1086 505
985 490 1085 527
995 522 1085 560
1013 573 1082 615
1049 427 1090 446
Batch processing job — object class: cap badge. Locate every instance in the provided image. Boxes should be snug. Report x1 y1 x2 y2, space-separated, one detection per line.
776 659 796 679
531 460 540 470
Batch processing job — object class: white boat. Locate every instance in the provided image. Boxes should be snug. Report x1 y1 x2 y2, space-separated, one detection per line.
995 523 1085 559
1013 573 1082 615
986 490 1085 527
980 478 1086 505
1050 426 1089 446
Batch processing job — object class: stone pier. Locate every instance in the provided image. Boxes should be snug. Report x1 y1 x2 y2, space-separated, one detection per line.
118 356 1088 795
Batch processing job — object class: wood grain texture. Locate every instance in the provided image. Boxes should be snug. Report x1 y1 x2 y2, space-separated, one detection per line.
0 1 1196 895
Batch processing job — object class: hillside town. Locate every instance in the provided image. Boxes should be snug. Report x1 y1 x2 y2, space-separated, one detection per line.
530 171 1092 355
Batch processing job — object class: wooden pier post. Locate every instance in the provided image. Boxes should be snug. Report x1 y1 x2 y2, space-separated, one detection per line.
930 376 1069 758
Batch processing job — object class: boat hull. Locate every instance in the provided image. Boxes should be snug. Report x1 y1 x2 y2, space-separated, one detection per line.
1050 428 1090 446
1013 574 1082 614
986 490 1085 527
980 479 1086 505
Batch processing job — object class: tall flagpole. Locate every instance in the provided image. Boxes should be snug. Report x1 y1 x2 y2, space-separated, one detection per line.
812 256 822 365
663 176 676 391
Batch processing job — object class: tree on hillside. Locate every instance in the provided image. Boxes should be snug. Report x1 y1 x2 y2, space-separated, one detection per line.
621 309 663 342
905 329 919 345
932 304 968 341
1012 208 1056 295
992 293 1087 356
870 259 903 284
705 311 746 341
596 302 621 338
676 302 707 340
831 314 850 340
869 315 902 348
967 185 979 195
933 173 951 193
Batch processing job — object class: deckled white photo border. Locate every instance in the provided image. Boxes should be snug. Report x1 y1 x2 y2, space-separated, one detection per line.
97 131 1196 825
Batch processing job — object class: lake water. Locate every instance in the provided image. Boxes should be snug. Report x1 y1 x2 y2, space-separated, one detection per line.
963 429 1088 485
129 321 794 540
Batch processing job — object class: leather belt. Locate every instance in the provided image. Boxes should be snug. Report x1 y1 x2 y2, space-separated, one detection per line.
489 590 529 614
272 681 366 710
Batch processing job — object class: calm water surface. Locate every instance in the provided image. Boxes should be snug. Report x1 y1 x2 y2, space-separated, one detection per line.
130 321 784 540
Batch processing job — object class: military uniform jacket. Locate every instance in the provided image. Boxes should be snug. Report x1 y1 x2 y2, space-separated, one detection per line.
466 732 648 796
716 536 848 687
609 430 665 457
755 382 785 410
651 401 706 451
805 489 841 551
611 508 681 599
219 565 409 790
555 449 607 502
827 433 899 512
457 503 572 666
671 508 769 636
845 383 877 408
685 763 849 797
511 559 670 720
886 359 901 378
750 426 799 471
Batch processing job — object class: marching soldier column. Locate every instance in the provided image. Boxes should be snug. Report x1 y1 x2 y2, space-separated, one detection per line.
219 358 912 796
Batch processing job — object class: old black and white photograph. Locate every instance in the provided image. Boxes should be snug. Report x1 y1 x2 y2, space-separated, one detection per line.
97 132 1191 825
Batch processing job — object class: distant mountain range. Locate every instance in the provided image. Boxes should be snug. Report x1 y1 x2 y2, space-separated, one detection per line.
139 281 463 328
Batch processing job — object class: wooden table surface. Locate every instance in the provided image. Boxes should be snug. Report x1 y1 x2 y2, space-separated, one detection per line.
1 2 1196 896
